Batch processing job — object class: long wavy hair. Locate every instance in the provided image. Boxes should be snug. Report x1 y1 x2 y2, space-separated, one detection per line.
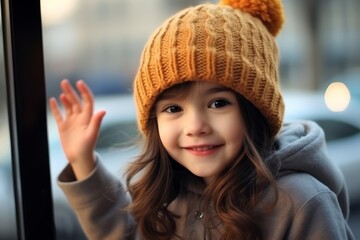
125 82 280 240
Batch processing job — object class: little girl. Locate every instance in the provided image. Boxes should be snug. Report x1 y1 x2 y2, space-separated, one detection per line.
49 0 355 239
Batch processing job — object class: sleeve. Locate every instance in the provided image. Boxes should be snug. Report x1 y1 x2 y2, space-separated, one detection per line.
288 190 355 240
57 157 137 240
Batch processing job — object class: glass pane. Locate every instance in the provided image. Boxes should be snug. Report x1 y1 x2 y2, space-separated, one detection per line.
0 5 18 240
41 0 360 238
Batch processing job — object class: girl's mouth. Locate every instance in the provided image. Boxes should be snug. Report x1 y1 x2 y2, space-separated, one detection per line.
184 145 222 156
190 146 215 151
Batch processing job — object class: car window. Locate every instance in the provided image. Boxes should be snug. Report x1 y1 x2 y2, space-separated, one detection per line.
315 119 360 142
97 121 139 150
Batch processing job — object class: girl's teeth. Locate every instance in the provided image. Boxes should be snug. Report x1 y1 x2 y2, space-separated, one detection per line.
193 146 213 151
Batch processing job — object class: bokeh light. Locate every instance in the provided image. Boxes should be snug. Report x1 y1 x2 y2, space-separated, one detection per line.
324 82 351 112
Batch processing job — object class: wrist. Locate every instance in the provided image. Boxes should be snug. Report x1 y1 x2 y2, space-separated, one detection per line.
69 153 97 181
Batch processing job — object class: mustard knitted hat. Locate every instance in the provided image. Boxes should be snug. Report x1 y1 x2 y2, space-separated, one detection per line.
134 0 285 137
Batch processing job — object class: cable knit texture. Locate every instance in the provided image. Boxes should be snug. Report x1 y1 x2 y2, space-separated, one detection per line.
134 0 285 137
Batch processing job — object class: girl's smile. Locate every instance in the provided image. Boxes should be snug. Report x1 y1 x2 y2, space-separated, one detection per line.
183 144 223 156
156 81 245 183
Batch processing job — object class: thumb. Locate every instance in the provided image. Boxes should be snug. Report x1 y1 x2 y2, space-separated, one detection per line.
89 110 106 137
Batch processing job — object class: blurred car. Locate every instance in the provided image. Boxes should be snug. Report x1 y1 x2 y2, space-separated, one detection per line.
283 90 360 205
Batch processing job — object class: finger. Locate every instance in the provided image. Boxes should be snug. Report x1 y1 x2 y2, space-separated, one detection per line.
76 80 94 116
59 93 73 116
49 97 63 125
88 110 106 139
60 79 81 113
76 80 93 102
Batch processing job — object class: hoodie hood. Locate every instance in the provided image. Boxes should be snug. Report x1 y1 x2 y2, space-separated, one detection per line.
268 121 349 218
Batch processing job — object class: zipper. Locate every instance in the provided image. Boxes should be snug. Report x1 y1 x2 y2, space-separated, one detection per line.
204 229 209 240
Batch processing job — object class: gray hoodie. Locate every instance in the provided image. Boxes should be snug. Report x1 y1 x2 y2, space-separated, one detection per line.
58 121 355 239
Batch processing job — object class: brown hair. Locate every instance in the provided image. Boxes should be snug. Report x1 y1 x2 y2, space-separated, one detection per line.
126 82 279 239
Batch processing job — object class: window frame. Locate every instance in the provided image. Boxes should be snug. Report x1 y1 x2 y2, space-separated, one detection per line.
1 0 55 238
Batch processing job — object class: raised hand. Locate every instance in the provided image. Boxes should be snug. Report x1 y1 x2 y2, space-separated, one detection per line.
49 79 106 180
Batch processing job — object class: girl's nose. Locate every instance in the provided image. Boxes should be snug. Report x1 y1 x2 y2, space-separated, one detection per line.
184 111 212 136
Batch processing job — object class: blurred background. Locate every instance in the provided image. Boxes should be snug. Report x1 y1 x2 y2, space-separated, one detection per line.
1 0 359 239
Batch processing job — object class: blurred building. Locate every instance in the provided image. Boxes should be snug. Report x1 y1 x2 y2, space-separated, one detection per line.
278 0 360 90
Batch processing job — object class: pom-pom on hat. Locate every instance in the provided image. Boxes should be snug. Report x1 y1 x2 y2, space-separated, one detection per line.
134 0 285 137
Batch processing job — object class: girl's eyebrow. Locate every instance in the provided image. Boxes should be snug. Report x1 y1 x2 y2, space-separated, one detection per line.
205 86 232 95
157 92 178 101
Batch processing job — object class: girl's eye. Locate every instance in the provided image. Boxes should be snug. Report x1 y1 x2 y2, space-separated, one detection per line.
209 99 230 109
165 105 182 113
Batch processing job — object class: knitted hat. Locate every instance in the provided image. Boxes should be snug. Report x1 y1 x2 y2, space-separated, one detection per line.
134 0 285 137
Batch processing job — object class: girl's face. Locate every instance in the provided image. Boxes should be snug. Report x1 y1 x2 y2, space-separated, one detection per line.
155 81 245 184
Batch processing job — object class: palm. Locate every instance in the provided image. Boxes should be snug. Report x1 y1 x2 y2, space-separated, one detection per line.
57 107 95 159
49 80 106 179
